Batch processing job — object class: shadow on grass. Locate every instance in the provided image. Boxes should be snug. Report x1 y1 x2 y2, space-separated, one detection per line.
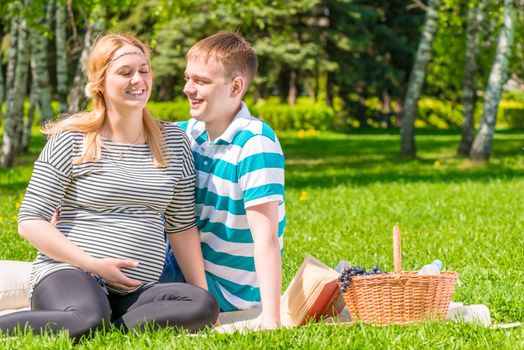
282 132 524 189
1 130 522 191
286 167 524 189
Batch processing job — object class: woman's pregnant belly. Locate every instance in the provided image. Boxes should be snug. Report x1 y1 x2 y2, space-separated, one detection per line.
57 218 166 288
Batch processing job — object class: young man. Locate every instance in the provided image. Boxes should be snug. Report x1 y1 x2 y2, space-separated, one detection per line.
162 32 285 329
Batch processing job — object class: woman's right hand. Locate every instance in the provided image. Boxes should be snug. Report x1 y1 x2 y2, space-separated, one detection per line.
19 220 143 291
90 258 143 291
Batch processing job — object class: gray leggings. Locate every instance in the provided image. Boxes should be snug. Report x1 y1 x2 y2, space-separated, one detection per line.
0 269 219 338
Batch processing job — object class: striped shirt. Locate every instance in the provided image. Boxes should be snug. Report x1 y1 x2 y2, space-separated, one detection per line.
18 123 196 296
177 102 286 311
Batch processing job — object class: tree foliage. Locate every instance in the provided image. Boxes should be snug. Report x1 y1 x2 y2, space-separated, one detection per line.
0 0 523 165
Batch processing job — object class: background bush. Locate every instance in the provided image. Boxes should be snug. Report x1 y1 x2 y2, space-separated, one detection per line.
498 99 524 128
144 93 524 131
146 98 336 131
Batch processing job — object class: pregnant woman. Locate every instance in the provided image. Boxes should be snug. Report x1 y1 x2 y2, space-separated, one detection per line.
0 33 218 338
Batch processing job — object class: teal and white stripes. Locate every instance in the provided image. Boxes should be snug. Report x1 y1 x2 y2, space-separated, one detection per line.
177 102 285 311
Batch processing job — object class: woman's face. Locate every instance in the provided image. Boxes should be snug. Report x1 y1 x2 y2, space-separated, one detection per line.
103 43 152 112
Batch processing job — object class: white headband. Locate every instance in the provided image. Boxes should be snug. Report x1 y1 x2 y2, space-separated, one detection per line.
109 50 145 64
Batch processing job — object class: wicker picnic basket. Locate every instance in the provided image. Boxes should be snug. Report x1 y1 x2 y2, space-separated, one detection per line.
338 226 458 325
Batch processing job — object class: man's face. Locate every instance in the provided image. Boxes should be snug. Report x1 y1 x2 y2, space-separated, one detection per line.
183 57 234 124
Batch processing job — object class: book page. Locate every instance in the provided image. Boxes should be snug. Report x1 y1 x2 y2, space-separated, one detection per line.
281 255 339 327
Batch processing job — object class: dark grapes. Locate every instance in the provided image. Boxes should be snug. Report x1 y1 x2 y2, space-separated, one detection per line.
338 264 388 293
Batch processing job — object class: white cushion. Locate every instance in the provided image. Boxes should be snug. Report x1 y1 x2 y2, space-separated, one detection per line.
0 307 29 316
0 260 32 311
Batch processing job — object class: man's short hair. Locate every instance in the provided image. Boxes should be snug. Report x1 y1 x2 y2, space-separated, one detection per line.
187 32 258 86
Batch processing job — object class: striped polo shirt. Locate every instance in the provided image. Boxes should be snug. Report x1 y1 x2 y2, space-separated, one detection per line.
19 123 196 296
177 102 286 311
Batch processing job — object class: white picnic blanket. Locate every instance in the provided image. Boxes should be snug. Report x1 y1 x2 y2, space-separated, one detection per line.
0 261 521 331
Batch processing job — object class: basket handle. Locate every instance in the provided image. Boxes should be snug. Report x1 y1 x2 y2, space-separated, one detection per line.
393 225 402 274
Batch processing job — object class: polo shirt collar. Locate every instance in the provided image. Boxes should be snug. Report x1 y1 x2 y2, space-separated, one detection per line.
190 102 252 146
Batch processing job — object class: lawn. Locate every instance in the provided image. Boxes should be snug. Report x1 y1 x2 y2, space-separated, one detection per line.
0 129 523 349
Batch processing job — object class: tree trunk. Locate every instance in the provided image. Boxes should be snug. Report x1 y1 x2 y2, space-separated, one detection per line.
22 81 38 153
156 76 175 101
0 23 4 111
304 79 315 101
457 0 486 157
68 4 106 113
326 71 335 108
254 81 270 102
55 0 68 113
287 70 298 106
253 85 262 104
29 10 54 125
395 98 404 127
5 17 19 98
470 0 515 161
313 68 320 103
1 12 30 167
357 90 370 128
381 91 392 128
46 0 55 27
278 68 289 104
400 0 441 158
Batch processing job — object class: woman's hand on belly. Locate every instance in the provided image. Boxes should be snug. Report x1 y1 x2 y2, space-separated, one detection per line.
91 257 143 291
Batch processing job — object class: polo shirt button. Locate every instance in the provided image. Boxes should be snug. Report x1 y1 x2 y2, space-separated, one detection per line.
203 161 208 165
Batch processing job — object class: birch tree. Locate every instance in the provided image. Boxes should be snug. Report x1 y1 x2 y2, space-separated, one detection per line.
68 4 106 113
400 0 441 158
5 16 19 107
470 0 515 161
457 0 487 157
55 0 68 113
0 24 4 115
29 3 55 125
1 7 30 167
22 80 38 152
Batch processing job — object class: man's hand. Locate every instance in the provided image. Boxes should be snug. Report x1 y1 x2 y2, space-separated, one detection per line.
51 208 60 225
90 258 142 291
249 314 280 330
258 316 280 330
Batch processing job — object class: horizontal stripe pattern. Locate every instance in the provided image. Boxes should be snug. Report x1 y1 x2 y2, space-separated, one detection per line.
199 230 281 257
196 208 286 244
196 201 286 232
176 102 285 311
19 124 196 297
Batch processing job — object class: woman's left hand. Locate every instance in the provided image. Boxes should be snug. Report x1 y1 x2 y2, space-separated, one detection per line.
90 257 143 291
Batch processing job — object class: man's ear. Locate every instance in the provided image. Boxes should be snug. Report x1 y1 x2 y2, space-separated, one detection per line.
230 76 244 98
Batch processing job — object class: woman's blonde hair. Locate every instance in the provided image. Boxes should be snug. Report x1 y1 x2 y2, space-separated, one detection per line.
43 33 167 167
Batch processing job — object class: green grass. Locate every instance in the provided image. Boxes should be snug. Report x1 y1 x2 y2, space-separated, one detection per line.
1 129 523 349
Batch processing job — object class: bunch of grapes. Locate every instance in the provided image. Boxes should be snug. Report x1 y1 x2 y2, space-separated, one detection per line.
338 265 388 293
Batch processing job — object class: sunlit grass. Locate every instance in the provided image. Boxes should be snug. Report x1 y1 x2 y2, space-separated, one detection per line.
0 129 523 348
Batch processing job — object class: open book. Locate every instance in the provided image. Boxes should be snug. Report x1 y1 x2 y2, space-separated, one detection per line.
281 255 345 327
